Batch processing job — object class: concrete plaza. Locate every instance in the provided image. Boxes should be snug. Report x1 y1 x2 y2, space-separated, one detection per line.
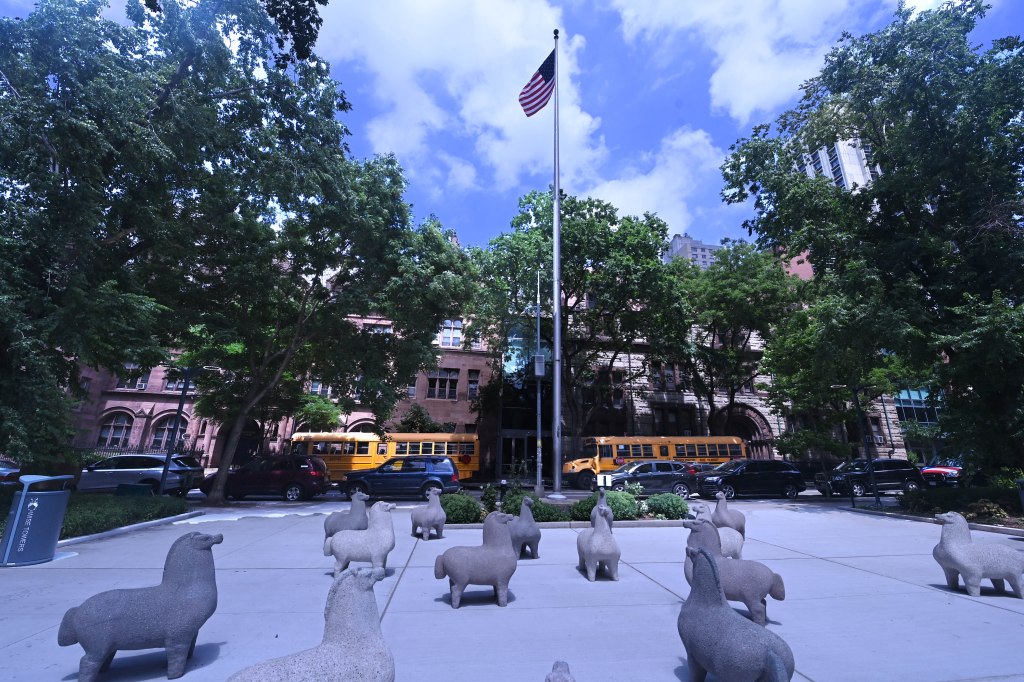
2 498 1023 681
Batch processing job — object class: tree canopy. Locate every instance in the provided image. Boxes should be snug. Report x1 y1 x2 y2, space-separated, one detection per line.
722 1 1024 467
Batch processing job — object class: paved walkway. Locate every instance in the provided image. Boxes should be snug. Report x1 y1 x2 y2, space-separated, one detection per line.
2 498 1024 681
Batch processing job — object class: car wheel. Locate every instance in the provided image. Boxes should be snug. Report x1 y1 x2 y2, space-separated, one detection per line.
782 483 799 499
284 483 305 502
720 484 736 500
611 482 626 492
672 482 691 497
903 480 921 493
851 481 867 497
421 482 442 500
576 470 596 491
229 493 246 501
140 479 161 495
346 482 368 499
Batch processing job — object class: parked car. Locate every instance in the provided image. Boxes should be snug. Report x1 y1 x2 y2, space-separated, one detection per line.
594 460 698 497
817 458 925 497
0 458 20 487
920 457 987 488
342 456 460 500
199 455 330 501
695 459 806 500
77 454 204 495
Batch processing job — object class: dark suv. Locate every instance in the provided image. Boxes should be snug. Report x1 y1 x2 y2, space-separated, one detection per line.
817 458 924 497
595 460 698 497
199 455 330 501
343 456 460 499
695 459 805 499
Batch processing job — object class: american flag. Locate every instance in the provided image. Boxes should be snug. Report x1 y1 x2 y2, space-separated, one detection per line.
519 50 556 117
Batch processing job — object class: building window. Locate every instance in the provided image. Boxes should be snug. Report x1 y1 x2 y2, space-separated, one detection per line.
116 364 150 390
467 370 480 399
407 379 417 399
811 149 825 177
828 144 845 188
427 369 458 400
151 416 187 450
97 413 133 448
439 320 462 348
164 375 195 392
366 323 392 334
651 362 677 391
308 381 331 397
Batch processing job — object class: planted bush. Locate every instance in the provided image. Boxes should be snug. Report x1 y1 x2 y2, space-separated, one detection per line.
439 492 484 524
499 491 569 522
569 491 639 521
480 484 498 513
899 486 1022 515
0 491 189 541
645 493 689 520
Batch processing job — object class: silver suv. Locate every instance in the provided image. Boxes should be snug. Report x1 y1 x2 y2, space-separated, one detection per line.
77 454 204 495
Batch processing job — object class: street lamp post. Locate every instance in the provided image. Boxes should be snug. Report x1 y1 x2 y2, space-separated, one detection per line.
158 366 218 496
833 383 882 508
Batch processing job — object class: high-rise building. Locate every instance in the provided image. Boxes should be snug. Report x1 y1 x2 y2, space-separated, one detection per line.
797 140 880 191
663 233 721 269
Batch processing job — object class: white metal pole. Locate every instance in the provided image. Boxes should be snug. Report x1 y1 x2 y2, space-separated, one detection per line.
535 269 543 496
550 28 564 498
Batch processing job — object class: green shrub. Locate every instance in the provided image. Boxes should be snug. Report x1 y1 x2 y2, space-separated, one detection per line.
898 486 1021 515
645 493 689 520
480 484 498 513
498 491 569 522
0 492 189 540
569 491 638 521
988 468 1024 490
439 492 483 524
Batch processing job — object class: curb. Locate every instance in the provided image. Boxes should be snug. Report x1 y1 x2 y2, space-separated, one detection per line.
844 506 1024 538
438 519 688 530
57 510 206 547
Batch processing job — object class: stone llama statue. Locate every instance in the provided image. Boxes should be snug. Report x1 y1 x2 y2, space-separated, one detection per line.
324 490 370 539
509 496 542 559
690 501 744 559
434 511 518 608
577 504 620 581
323 501 396 576
227 567 394 682
678 547 795 681
410 487 446 540
933 511 1024 598
590 487 614 529
545 660 576 682
58 531 223 681
683 518 785 626
712 491 746 538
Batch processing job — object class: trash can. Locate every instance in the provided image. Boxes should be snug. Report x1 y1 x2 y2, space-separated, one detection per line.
1 475 75 567
1017 480 1024 518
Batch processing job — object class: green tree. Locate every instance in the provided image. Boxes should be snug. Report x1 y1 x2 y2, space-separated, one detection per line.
649 242 802 436
392 403 447 433
722 1 1024 467
293 395 342 434
472 190 667 449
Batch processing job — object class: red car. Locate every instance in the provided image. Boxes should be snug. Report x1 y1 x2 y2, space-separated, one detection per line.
200 455 330 501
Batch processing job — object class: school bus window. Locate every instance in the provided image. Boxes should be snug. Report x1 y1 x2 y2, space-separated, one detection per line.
377 443 387 455
705 444 718 457
422 442 433 455
660 445 669 457
686 444 697 458
356 442 369 455
642 444 654 458
460 444 474 455
408 442 421 455
631 444 642 457
728 444 742 457
616 444 629 458
696 444 707 457
396 443 408 455
599 445 612 459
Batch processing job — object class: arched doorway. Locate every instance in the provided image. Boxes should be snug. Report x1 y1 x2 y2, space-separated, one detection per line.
712 404 775 459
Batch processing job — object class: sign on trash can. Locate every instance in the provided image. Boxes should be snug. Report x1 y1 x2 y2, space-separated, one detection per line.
1 475 74 567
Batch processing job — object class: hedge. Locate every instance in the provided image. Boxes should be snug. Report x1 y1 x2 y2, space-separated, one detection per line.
570 491 639 521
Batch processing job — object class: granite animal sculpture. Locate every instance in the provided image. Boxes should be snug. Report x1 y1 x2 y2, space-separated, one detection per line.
227 567 394 682
690 501 744 559
323 502 396 576
577 504 620 581
678 547 795 682
683 518 784 626
545 660 576 682
509 496 542 559
58 531 223 682
324 490 370 539
933 511 1024 598
712 491 746 538
434 511 518 608
410 487 446 540
590 487 614 529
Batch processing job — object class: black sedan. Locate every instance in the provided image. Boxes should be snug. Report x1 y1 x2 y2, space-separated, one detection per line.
696 459 805 500
594 460 697 497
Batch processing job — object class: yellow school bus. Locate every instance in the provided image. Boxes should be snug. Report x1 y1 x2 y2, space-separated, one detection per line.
562 435 746 489
289 432 480 482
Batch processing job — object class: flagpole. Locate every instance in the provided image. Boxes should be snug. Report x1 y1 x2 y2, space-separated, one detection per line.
550 28 565 498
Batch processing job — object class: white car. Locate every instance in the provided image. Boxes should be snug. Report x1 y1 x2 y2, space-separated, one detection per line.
77 454 204 495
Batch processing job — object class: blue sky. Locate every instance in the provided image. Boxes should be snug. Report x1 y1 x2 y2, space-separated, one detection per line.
3 0 1021 248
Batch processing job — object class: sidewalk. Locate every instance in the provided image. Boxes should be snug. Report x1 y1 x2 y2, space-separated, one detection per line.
2 498 1023 681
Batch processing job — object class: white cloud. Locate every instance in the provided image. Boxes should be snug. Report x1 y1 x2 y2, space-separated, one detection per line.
317 0 606 196
583 127 728 237
607 0 866 125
